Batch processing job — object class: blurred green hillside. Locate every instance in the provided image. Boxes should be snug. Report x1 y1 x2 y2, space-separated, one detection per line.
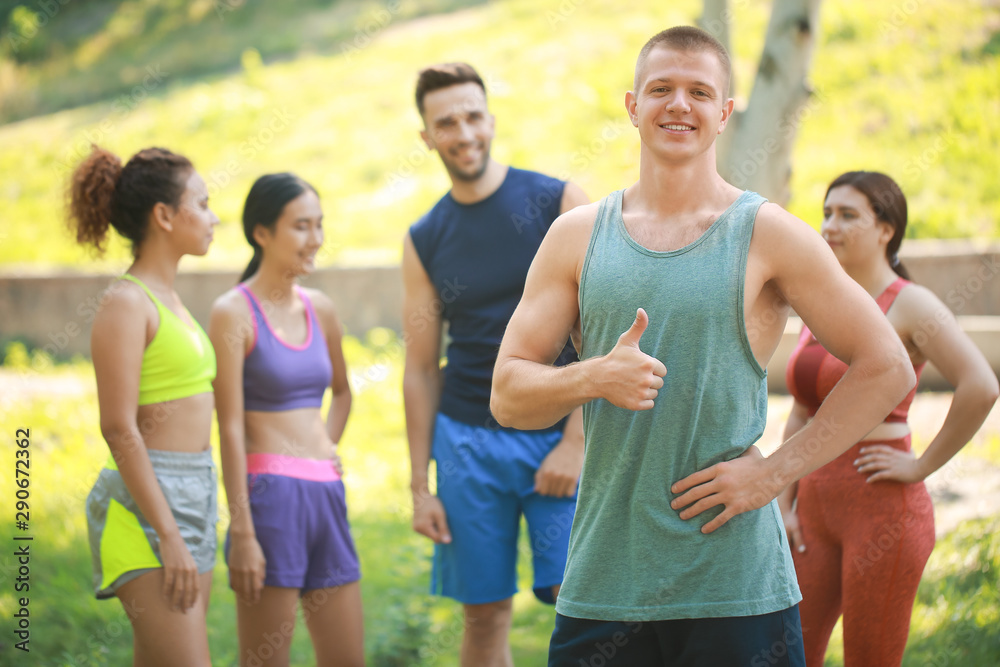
0 0 997 272
0 0 490 122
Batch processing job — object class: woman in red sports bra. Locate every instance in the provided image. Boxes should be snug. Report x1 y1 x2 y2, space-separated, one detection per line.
779 171 998 666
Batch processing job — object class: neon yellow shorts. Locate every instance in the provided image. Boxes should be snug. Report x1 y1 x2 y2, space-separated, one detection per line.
85 448 217 599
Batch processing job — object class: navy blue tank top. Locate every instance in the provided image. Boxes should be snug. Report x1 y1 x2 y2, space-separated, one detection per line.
409 167 576 431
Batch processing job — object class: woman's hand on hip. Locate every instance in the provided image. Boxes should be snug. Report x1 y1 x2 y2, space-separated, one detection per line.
855 444 926 484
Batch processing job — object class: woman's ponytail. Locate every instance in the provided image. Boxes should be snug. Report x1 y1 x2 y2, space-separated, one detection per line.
68 146 122 253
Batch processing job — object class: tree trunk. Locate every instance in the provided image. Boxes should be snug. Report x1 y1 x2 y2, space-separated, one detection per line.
708 0 823 206
698 0 732 72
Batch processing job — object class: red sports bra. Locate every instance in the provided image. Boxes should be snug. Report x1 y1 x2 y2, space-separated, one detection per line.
785 277 925 423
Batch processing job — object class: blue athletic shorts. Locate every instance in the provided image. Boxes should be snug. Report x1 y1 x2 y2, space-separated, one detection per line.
430 412 577 605
548 605 806 666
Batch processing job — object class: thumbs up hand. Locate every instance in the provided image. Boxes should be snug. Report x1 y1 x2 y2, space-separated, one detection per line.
595 308 667 411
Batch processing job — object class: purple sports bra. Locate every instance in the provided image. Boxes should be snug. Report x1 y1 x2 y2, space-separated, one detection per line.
237 284 332 412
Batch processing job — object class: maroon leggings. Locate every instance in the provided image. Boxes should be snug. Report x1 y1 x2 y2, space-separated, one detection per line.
792 435 935 666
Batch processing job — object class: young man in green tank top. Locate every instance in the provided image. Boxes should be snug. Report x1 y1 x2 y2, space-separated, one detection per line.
491 27 916 665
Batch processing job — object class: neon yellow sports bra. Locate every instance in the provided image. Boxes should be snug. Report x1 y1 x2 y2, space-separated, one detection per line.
121 274 216 405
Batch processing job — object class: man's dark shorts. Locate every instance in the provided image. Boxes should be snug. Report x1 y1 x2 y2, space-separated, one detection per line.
549 604 806 667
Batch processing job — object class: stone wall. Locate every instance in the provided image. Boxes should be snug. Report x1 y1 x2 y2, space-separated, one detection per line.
1 240 997 392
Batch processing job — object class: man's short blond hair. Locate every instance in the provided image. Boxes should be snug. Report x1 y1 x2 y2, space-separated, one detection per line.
634 26 732 96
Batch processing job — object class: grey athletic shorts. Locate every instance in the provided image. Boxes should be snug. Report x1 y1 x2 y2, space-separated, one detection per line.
85 448 218 599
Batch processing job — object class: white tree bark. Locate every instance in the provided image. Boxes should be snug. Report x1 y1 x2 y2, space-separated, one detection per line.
698 0 733 71
704 0 823 206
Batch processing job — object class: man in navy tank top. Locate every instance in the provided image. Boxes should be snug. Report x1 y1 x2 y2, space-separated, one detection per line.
402 62 590 665
491 28 916 666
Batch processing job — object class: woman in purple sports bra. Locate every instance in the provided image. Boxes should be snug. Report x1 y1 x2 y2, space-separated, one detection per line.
209 173 363 666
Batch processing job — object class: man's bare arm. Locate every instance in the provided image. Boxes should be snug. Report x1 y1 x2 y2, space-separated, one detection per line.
492 204 667 429
401 233 451 543
762 203 915 482
529 180 592 497
672 204 915 533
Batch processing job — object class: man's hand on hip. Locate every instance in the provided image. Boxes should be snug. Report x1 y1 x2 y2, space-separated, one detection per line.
669 445 779 534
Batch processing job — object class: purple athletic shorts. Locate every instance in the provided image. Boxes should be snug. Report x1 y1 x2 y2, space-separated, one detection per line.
225 453 360 591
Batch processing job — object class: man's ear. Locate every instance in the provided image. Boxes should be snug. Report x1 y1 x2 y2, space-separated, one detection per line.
625 90 638 128
420 126 435 152
718 97 735 135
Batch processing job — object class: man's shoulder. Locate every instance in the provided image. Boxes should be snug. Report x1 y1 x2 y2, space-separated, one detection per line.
506 166 566 198
748 201 841 285
546 200 602 252
409 191 457 242
507 165 564 185
750 201 815 245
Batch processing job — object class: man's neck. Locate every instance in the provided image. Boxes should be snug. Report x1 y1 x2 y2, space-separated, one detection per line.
632 146 736 218
449 160 508 205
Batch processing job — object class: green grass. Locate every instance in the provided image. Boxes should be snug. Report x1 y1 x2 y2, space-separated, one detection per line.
0 0 491 123
2 340 999 665
0 0 998 272
0 338 559 665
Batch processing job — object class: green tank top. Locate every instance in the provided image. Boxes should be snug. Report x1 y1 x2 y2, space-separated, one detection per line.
555 189 800 621
120 274 216 406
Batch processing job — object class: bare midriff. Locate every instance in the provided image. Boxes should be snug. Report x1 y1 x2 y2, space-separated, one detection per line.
140 393 215 453
861 420 911 443
244 407 335 459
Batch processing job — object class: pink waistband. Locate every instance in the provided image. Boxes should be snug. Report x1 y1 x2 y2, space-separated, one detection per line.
246 453 341 482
